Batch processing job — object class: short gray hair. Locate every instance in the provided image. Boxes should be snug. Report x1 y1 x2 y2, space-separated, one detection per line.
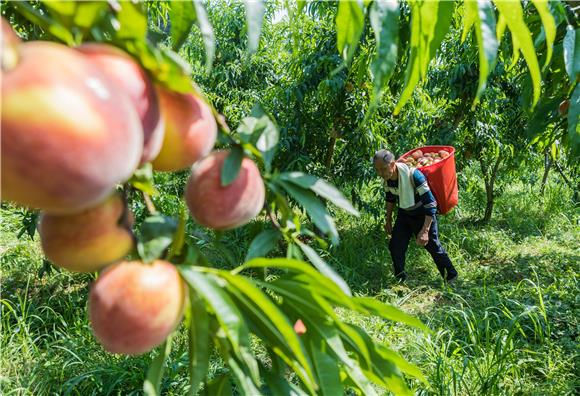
373 149 395 164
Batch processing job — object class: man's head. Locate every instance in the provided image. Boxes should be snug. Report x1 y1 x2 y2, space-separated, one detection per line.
373 149 397 180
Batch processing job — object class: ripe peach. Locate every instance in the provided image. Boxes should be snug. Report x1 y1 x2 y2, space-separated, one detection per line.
185 151 265 230
39 193 134 272
152 87 217 172
439 150 450 158
77 43 164 164
411 150 423 160
89 260 186 355
1 41 143 214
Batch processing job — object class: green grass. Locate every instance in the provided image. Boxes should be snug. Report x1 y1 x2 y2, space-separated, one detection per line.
1 175 578 395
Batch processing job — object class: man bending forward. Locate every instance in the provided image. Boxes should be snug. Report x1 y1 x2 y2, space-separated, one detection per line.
373 149 458 282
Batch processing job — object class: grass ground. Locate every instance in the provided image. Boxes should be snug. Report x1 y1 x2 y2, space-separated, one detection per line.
1 174 578 395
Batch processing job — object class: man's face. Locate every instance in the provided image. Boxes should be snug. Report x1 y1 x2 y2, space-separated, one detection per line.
374 158 396 180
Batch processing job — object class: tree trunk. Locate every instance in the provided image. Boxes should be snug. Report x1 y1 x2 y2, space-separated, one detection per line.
480 155 502 224
540 150 552 195
324 135 337 170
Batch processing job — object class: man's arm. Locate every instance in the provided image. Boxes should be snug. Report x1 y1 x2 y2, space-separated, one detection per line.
413 170 436 246
385 201 395 234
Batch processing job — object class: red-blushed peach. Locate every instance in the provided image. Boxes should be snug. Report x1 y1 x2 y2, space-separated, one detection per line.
1 17 20 71
1 41 143 214
39 193 134 272
439 150 450 159
77 43 164 164
88 260 186 355
185 151 265 230
152 87 217 172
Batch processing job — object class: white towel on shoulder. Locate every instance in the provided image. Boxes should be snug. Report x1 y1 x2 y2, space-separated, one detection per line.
396 162 415 209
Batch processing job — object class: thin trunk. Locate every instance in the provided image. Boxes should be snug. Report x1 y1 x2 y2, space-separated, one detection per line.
324 135 337 169
540 150 552 195
481 155 502 224
553 161 574 190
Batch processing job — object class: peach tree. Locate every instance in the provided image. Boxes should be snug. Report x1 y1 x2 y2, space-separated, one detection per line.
1 1 427 395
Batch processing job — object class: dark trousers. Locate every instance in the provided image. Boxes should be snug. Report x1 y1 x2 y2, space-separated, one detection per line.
388 210 457 281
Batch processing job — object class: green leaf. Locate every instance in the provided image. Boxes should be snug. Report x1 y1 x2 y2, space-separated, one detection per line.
251 104 279 172
12 2 75 45
115 1 148 40
563 26 580 82
203 373 232 396
73 2 108 30
531 0 556 70
493 0 542 107
179 268 260 383
129 163 159 196
277 180 339 244
279 172 359 216
169 0 196 51
42 1 76 18
221 146 244 187
238 258 351 304
352 296 430 332
121 40 193 94
308 338 344 396
296 241 352 297
187 291 210 396
310 322 378 396
168 208 187 260
568 83 580 157
369 0 399 110
226 356 262 395
394 0 454 115
143 334 174 396
245 229 282 261
336 0 365 63
244 0 265 55
137 215 178 263
345 324 414 393
463 0 497 106
219 272 317 389
193 0 215 71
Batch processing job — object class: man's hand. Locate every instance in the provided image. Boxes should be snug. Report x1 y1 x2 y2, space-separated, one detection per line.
384 221 393 235
416 230 429 246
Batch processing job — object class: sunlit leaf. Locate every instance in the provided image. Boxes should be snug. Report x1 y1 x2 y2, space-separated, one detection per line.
278 180 339 245
353 296 429 331
143 335 174 396
244 0 265 55
493 0 541 107
279 172 359 216
296 241 352 297
12 2 75 44
336 0 365 63
115 1 147 40
187 291 210 396
219 272 317 389
308 337 343 396
169 0 196 51
563 26 580 82
179 268 256 377
531 0 556 70
394 0 454 115
462 0 497 105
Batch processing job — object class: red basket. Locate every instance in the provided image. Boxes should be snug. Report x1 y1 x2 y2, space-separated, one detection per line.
398 145 458 215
